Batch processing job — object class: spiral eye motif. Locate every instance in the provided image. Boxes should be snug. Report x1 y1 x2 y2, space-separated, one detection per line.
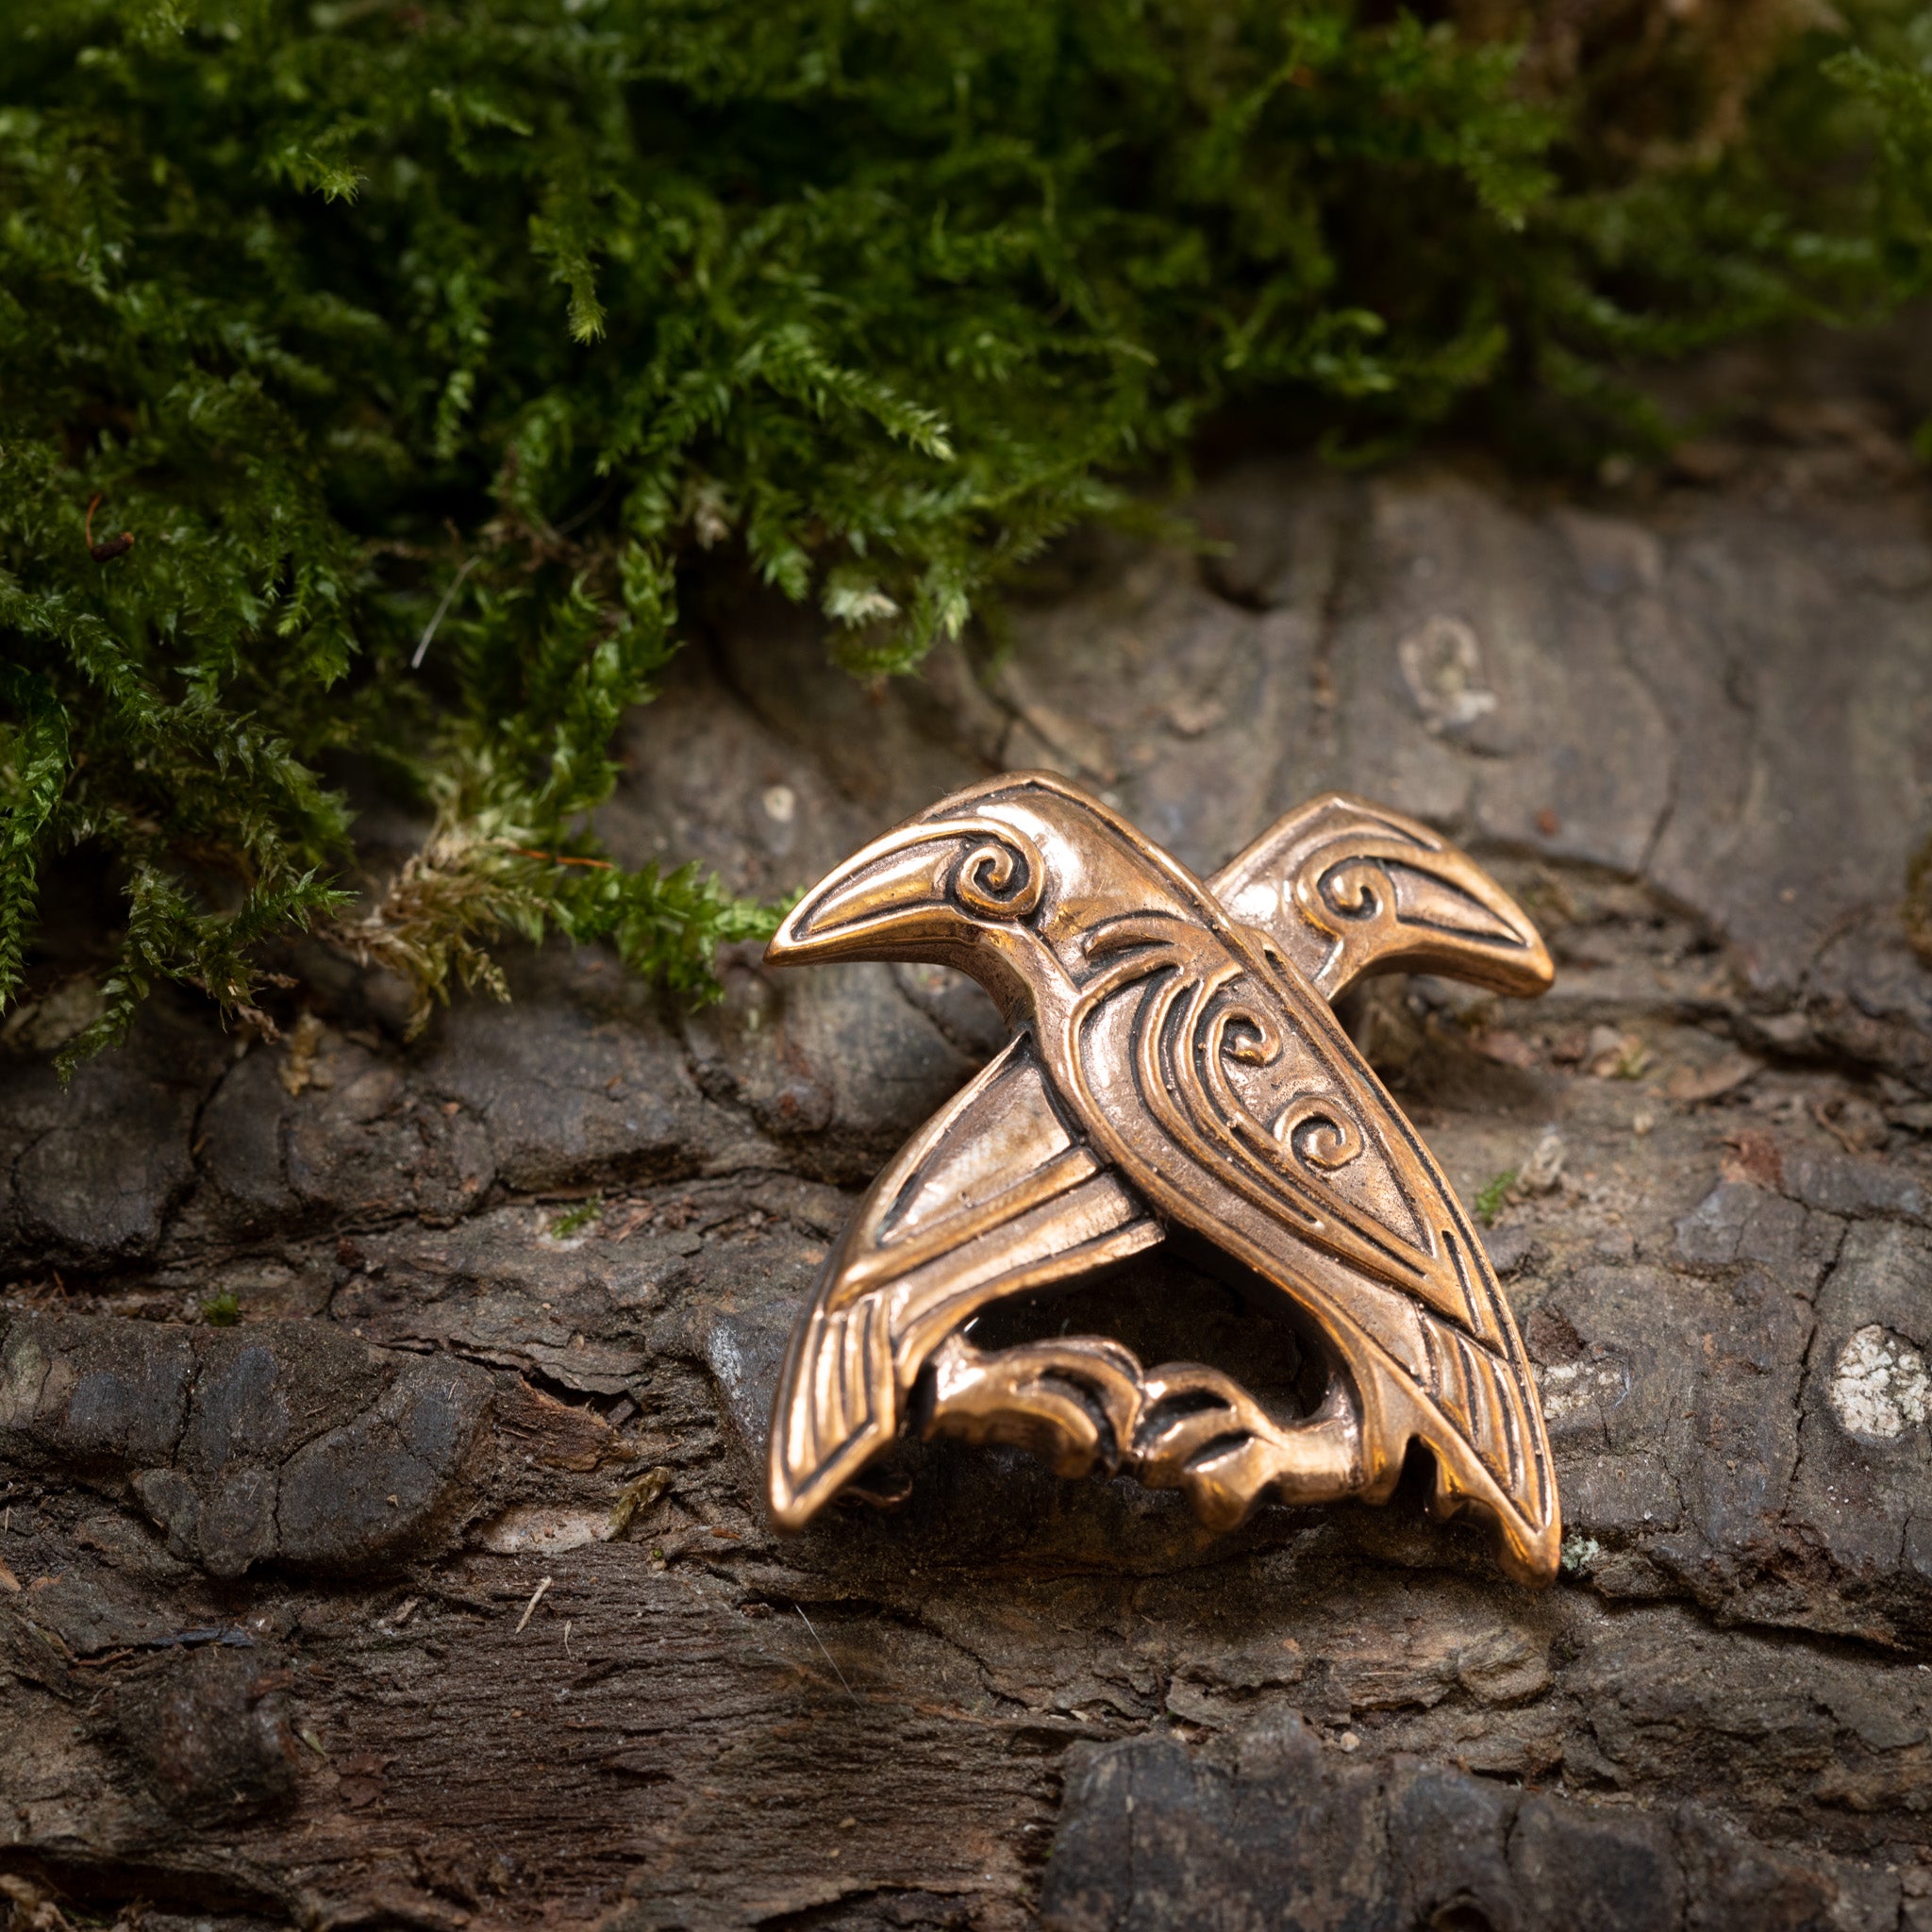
1318 858 1392 924
953 833 1045 920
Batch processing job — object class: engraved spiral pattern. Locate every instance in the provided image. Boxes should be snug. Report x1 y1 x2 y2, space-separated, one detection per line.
954 834 1044 919
1271 1095 1365 1171
1317 856 1391 923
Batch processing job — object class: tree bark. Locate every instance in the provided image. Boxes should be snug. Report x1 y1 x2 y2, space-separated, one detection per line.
6 391 1932 1932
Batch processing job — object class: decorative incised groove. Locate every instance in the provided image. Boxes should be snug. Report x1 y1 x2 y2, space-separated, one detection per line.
761 778 1561 1586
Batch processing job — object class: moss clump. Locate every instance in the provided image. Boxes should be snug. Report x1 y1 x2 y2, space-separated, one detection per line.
2 0 1929 1061
546 1196 604 1239
1474 1168 1518 1226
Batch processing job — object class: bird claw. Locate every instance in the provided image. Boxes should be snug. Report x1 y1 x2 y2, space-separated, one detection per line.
1134 1363 1359 1528
922 1334 1360 1528
922 1331 1143 1478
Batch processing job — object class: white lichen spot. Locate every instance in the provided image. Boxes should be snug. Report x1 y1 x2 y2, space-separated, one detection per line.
1396 613 1497 735
761 784 796 824
1560 1533 1602 1573
1539 1353 1626 1423
478 1505 612 1557
1829 1325 1932 1441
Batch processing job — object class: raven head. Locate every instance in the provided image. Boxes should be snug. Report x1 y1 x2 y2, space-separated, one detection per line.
764 791 1065 1015
768 772 1208 1025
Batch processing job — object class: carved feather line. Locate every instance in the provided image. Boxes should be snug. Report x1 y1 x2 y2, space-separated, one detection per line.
843 1141 1105 1295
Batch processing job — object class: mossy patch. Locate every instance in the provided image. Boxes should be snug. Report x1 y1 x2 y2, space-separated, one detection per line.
2 0 1928 1058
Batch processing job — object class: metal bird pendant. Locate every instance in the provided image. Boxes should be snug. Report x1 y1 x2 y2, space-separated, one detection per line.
762 774 1561 1586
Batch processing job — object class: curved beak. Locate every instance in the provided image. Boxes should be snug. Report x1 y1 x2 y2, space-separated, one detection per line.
1362 855 1555 998
765 824 965 971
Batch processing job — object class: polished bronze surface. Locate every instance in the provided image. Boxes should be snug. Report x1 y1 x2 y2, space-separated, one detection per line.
762 775 1561 1585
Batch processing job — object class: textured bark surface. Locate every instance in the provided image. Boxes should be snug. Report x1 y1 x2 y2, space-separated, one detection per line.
8 373 1932 1932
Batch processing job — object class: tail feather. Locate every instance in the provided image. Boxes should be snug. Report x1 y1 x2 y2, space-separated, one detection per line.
1402 1303 1557 1585
770 1293 896 1532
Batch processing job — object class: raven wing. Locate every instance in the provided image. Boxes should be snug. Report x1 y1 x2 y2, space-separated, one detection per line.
766 1034 1160 1532
1041 875 1557 1584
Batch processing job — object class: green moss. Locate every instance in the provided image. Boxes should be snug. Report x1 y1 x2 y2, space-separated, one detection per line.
547 1196 603 1238
1474 1168 1517 1226
201 1289 242 1325
1 0 1927 1058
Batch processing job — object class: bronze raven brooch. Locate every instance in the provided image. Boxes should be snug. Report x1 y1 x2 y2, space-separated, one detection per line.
762 774 1560 1586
